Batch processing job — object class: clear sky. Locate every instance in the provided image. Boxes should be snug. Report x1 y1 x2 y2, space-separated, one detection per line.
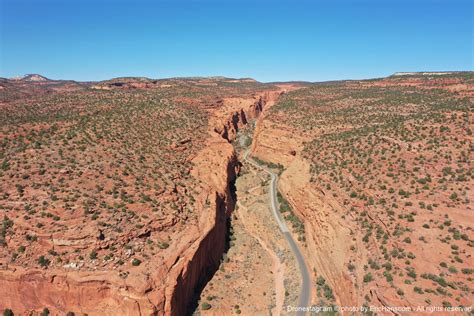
0 0 472 82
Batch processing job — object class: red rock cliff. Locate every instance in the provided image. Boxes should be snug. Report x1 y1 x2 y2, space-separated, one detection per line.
0 92 276 316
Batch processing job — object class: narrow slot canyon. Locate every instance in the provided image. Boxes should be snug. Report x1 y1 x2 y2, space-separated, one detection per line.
193 89 312 315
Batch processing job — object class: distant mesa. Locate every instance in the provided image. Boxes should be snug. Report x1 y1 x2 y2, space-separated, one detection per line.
90 76 258 90
391 71 457 76
10 74 51 82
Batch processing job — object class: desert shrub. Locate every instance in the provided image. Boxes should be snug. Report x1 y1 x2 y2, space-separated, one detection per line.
384 271 393 282
158 241 169 249
38 256 50 267
132 258 141 266
414 286 424 294
201 302 212 310
348 263 355 271
363 273 373 283
89 250 98 260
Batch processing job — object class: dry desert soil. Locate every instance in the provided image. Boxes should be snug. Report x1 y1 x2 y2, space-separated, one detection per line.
0 72 473 315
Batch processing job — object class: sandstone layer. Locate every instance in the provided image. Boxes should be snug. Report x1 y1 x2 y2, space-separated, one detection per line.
251 74 474 310
0 77 279 315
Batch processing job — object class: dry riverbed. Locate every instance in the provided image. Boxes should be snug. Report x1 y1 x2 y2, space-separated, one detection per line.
197 158 301 315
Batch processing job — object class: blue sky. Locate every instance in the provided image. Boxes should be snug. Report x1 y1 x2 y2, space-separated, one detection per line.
0 0 472 82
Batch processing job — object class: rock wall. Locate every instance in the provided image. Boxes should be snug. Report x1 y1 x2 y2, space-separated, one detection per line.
168 151 238 315
172 93 276 314
0 269 156 315
213 91 282 142
0 92 277 315
250 101 357 307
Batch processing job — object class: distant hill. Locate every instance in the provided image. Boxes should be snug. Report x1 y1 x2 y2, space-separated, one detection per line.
391 71 473 77
10 74 51 82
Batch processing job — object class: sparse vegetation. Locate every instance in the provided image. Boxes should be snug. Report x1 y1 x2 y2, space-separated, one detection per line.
268 73 474 309
201 302 212 310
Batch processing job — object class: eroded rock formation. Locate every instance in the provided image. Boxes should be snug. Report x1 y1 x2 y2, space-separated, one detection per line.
0 78 279 315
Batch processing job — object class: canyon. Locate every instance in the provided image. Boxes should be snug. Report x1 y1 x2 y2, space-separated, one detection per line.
0 76 282 315
1 72 473 315
250 73 474 311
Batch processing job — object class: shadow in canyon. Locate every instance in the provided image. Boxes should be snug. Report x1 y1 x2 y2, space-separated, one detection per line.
185 176 237 315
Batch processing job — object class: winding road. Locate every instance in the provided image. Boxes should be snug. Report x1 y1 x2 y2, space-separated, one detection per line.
243 149 311 315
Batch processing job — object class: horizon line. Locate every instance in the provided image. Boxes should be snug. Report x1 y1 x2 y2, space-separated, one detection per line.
3 70 473 84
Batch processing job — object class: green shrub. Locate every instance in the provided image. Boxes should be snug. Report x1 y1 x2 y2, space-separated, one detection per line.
363 273 373 283
38 256 50 267
158 242 169 249
348 263 355 271
132 258 141 266
383 271 393 282
3 309 14 316
316 276 325 286
414 286 424 294
461 268 473 274
407 268 417 279
201 302 212 310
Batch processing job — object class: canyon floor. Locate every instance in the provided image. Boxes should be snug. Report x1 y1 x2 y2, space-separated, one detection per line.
197 72 474 315
1 72 473 315
197 131 302 315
